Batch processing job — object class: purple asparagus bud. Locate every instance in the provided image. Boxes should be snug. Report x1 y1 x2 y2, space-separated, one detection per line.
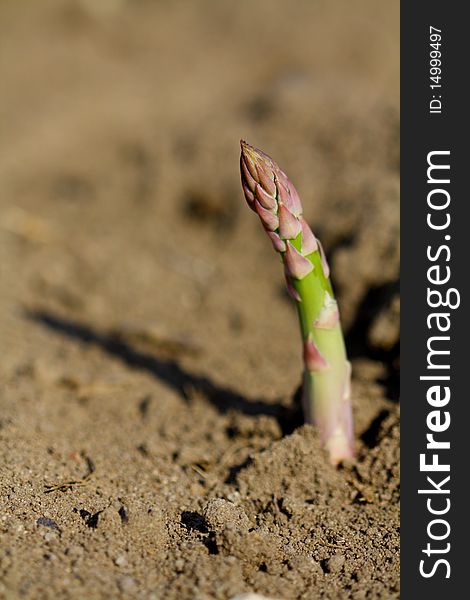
284 242 314 279
267 231 287 253
242 183 255 209
277 178 302 217
278 204 302 240
241 149 258 181
303 335 328 371
255 183 277 211
300 218 318 255
285 181 303 217
317 239 330 278
240 140 304 245
256 166 277 198
241 156 256 189
254 200 279 231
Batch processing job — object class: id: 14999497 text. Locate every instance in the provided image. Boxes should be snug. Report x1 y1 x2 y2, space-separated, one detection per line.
429 26 443 114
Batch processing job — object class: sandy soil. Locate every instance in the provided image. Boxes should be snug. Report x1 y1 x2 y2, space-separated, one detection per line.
0 1 399 598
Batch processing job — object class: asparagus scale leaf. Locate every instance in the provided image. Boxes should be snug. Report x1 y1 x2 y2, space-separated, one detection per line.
240 140 354 465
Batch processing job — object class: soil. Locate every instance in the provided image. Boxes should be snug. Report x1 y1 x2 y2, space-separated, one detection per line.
0 1 399 599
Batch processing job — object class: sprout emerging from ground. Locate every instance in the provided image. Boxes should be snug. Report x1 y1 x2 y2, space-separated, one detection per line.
240 140 354 465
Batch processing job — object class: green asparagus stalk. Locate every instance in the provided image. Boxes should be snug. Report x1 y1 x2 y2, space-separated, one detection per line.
240 140 354 465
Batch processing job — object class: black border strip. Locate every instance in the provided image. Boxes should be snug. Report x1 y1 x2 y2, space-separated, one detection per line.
401 2 467 596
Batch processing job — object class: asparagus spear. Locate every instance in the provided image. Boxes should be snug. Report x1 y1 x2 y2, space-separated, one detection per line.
240 140 354 465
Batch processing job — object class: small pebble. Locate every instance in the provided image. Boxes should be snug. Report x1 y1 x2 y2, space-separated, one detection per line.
36 517 60 530
174 559 185 572
325 552 345 573
289 555 322 576
118 576 136 593
114 554 127 567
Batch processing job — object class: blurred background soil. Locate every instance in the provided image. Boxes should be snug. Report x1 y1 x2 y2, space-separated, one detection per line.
0 1 399 598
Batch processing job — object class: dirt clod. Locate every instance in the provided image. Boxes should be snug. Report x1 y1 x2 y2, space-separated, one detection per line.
325 553 346 573
203 499 251 534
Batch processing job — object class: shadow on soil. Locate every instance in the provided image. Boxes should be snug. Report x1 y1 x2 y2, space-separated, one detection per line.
345 280 400 402
25 309 303 435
